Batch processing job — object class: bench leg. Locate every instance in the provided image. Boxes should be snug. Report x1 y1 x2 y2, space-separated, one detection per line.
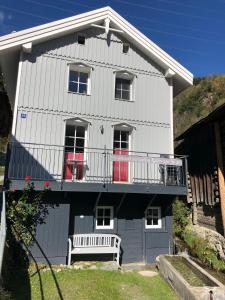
116 251 120 266
68 252 71 267
68 238 72 266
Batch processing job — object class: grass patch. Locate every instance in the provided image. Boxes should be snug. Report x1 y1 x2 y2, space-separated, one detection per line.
0 165 4 176
9 268 178 300
0 166 4 185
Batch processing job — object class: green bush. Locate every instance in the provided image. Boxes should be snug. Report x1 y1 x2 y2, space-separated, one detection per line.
173 198 190 238
7 179 49 246
183 230 225 272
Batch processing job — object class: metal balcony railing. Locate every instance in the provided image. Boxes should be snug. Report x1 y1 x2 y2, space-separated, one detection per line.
7 142 187 187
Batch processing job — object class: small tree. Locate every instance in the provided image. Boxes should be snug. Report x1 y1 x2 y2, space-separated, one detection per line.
173 197 190 238
6 177 50 246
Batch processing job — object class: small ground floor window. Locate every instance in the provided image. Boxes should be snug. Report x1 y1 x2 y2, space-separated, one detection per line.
145 207 162 229
95 206 114 229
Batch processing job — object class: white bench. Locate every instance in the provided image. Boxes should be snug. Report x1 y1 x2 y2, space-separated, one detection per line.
68 234 121 266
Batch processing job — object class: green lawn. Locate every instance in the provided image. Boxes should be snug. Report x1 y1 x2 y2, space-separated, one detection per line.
9 268 178 300
0 166 4 176
0 166 4 185
31 269 177 300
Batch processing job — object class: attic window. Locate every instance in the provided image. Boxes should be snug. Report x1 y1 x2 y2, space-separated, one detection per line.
78 34 85 45
123 43 129 54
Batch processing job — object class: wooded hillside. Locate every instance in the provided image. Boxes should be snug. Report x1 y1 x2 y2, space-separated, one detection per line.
174 75 225 139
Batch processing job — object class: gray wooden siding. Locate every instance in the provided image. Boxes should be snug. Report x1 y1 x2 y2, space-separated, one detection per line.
68 192 173 264
15 109 170 153
12 26 173 182
30 194 70 264
15 28 171 151
13 109 171 182
18 53 170 125
33 29 164 75
30 192 173 265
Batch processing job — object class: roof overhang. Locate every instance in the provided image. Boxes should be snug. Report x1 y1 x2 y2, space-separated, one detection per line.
0 6 193 98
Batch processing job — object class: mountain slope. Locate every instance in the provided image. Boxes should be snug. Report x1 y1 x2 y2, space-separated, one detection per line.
174 75 225 139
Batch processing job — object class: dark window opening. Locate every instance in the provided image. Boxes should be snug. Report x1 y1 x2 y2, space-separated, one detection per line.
78 34 85 45
123 43 129 54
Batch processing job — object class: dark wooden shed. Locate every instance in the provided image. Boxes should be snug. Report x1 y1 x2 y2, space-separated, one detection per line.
176 103 225 235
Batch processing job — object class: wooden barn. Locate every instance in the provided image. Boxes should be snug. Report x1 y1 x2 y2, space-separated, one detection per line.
176 103 225 235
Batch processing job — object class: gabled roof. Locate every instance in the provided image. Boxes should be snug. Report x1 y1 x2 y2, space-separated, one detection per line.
0 6 193 95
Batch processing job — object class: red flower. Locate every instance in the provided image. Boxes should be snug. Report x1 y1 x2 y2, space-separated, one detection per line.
24 176 31 183
44 181 49 188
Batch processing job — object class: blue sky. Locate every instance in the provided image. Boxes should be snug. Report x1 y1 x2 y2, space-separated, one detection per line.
0 0 225 77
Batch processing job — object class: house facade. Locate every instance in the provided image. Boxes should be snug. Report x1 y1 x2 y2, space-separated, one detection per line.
0 7 193 264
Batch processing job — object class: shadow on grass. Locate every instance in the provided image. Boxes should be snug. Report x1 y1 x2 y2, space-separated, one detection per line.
2 231 64 299
2 238 31 300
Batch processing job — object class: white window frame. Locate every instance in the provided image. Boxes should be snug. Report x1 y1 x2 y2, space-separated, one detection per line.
95 206 114 230
64 118 89 182
67 63 92 95
113 124 133 183
145 206 162 229
114 71 136 102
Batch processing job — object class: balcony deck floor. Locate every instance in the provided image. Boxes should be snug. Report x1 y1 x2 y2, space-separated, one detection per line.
9 180 187 195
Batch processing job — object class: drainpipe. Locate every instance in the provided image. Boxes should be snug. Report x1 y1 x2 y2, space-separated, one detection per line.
214 122 225 236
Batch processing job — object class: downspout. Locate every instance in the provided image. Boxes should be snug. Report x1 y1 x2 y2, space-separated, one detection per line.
214 122 225 236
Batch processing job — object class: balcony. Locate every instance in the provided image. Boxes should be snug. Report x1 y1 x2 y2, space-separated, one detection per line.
7 142 188 195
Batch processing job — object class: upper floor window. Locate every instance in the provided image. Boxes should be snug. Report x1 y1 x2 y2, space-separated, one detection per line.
123 43 130 54
78 34 85 45
145 207 162 229
115 78 131 101
68 63 93 95
69 71 88 94
114 70 136 101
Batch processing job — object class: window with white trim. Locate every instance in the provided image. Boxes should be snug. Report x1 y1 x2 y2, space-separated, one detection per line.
68 64 91 95
114 71 135 101
115 78 131 100
96 206 114 229
113 130 129 150
145 207 162 229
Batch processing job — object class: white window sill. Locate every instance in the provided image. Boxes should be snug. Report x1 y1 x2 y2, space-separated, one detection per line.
68 91 91 96
114 98 134 102
95 226 114 230
145 225 162 229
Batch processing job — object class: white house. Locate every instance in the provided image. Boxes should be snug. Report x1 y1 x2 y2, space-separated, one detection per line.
0 7 193 265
